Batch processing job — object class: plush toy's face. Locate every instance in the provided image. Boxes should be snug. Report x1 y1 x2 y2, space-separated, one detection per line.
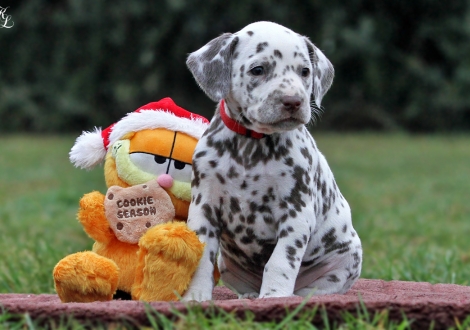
104 128 198 220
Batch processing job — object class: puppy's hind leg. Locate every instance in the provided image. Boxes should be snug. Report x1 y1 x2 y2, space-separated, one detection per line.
294 266 361 296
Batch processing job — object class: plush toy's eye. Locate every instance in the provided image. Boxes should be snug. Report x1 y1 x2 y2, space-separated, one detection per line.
169 161 192 183
154 155 167 164
174 160 186 170
129 152 168 177
129 152 193 183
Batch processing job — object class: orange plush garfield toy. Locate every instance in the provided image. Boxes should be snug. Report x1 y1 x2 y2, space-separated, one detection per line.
53 98 212 302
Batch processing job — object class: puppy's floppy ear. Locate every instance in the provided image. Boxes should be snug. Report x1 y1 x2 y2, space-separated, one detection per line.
304 38 334 107
187 33 239 102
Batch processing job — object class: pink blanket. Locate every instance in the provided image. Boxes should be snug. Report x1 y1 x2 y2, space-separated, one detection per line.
1 279 469 329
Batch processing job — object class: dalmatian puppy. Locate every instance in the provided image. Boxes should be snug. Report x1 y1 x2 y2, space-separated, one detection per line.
182 21 362 301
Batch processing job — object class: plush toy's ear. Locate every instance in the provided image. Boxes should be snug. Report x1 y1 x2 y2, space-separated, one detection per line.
304 38 334 107
69 127 107 170
187 33 239 102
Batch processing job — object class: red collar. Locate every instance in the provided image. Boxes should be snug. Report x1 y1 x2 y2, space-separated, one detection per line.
219 100 265 139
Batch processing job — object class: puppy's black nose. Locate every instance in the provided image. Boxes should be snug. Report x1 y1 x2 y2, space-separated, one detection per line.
281 96 302 113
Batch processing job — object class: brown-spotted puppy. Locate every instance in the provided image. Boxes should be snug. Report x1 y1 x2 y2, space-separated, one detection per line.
182 21 362 301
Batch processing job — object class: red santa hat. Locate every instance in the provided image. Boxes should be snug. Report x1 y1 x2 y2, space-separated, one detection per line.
70 97 210 170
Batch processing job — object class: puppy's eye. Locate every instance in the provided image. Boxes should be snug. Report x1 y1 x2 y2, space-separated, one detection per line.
250 66 264 76
301 68 310 77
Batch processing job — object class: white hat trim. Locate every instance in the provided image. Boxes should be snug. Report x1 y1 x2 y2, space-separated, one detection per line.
70 109 209 170
108 109 209 148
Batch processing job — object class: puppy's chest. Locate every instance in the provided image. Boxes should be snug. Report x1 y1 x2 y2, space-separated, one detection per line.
212 158 297 233
197 131 317 242
215 169 293 258
200 134 314 209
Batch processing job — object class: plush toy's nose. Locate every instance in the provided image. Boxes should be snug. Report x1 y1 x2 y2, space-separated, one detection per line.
157 174 174 188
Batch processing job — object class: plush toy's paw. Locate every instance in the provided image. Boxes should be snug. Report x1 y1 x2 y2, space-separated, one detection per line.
78 191 115 243
79 191 105 211
131 222 204 301
53 251 119 303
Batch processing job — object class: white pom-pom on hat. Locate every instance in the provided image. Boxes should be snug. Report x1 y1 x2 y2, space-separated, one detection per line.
69 97 210 170
69 127 108 170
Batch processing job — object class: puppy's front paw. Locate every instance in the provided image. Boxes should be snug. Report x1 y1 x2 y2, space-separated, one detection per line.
239 292 259 299
259 287 296 298
181 288 212 302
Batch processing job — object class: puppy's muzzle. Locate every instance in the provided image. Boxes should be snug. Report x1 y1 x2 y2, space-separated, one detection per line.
281 95 303 114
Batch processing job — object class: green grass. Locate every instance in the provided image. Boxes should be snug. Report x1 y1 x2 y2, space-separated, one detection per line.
0 133 469 329
315 134 470 284
0 135 106 294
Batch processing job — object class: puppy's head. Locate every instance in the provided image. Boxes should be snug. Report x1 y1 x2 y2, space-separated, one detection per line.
187 21 334 134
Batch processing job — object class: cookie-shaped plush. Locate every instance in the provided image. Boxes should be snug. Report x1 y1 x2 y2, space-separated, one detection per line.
105 180 175 243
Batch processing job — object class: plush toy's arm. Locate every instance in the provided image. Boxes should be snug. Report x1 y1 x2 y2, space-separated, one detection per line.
78 191 114 244
131 222 205 301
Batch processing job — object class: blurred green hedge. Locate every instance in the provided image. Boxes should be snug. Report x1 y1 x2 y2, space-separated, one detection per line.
1 0 469 132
